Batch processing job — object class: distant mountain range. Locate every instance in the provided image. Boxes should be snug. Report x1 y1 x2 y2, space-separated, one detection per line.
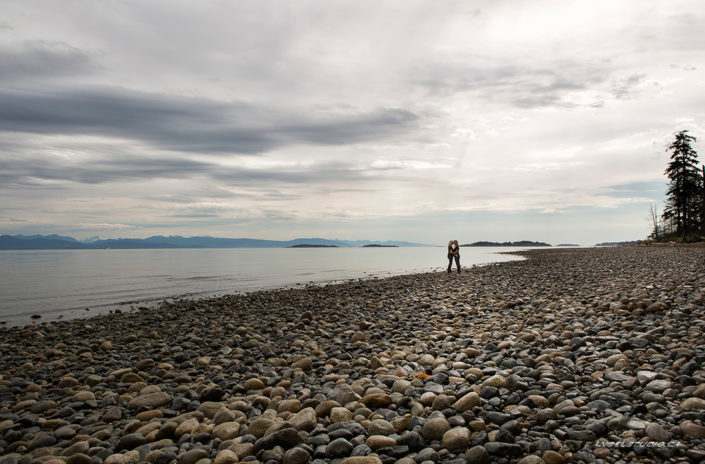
461 240 552 247
0 234 429 250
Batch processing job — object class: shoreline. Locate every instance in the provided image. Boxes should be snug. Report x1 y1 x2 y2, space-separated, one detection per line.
1 248 527 328
1 247 704 463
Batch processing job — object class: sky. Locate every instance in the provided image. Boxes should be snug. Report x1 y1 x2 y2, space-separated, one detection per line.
1 1 704 246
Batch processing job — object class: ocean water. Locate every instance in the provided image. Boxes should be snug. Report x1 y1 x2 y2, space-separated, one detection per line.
0 246 531 326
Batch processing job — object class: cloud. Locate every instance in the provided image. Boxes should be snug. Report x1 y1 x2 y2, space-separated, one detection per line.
0 87 419 154
78 222 134 229
1 0 703 244
0 152 212 185
602 181 666 199
0 41 97 81
410 59 608 108
611 73 648 99
0 146 378 187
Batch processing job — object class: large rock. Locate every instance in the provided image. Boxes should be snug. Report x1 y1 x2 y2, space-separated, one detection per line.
255 427 303 451
292 357 313 371
326 438 353 458
341 458 382 464
442 427 471 451
421 417 451 441
214 407 237 425
681 397 705 410
484 442 522 457
680 420 705 439
27 432 57 451
526 395 549 408
367 419 395 436
453 392 481 412
72 391 95 402
198 401 224 418
645 423 669 442
553 399 579 416
279 399 302 413
482 375 507 388
330 407 353 423
366 435 396 450
119 451 140 464
516 456 543 464
213 449 239 464
359 393 393 408
115 433 146 452
247 417 274 438
645 379 672 393
283 447 312 464
315 400 340 417
464 446 490 464
174 418 199 437
392 380 411 393
541 450 565 464
128 392 172 409
213 422 241 440
244 378 265 391
178 449 208 464
290 407 317 431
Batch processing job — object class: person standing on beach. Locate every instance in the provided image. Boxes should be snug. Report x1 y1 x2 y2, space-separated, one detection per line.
447 240 461 273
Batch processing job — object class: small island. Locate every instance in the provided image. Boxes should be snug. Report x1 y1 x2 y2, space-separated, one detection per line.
595 241 641 247
288 244 339 248
362 244 399 247
461 241 551 247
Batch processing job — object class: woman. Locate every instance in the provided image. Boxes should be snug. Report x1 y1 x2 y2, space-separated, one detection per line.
447 240 461 273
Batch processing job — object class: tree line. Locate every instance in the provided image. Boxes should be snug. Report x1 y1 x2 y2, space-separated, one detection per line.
650 130 705 242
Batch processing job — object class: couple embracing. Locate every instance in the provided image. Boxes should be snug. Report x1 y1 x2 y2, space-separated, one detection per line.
447 240 461 273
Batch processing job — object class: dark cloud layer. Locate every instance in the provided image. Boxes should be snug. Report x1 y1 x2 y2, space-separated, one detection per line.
0 87 418 154
0 153 210 185
0 41 96 81
1 150 375 187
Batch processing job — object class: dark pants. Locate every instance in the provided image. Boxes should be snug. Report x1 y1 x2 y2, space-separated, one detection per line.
447 254 460 272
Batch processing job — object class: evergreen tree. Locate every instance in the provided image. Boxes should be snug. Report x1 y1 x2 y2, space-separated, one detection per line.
662 130 702 238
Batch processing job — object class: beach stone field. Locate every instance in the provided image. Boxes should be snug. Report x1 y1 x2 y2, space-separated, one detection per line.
1 247 705 464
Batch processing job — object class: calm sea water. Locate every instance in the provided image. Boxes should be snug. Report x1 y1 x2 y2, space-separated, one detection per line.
0 247 530 326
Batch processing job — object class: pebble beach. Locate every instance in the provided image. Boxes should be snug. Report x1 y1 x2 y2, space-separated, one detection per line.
1 246 705 464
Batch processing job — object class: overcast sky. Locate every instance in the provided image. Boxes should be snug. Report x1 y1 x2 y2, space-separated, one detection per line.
1 1 704 245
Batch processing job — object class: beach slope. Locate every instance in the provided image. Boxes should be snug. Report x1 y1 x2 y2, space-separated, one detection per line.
1 247 704 463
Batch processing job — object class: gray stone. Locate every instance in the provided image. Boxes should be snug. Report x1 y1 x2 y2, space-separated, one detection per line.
484 442 522 457
27 433 57 451
645 379 672 393
646 422 669 442
414 447 440 463
326 438 353 458
421 417 450 441
516 456 544 464
128 392 172 410
464 445 490 464
367 419 394 436
441 427 471 451
178 448 209 464
116 433 147 452
255 427 303 451
283 447 312 464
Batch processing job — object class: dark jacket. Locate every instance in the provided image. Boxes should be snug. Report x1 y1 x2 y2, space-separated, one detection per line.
447 240 459 258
